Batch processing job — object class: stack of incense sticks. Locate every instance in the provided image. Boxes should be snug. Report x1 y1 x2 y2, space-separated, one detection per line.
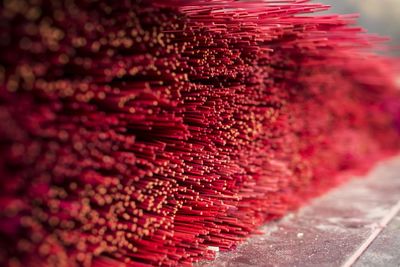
0 0 399 266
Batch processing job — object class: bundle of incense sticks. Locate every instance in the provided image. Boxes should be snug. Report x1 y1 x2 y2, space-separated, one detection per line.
0 0 399 266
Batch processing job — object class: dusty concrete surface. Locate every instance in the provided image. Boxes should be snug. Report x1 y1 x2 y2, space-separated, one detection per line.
354 213 400 267
198 157 400 267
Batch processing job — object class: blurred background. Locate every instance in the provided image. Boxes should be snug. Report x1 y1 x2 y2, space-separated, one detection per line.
314 0 400 56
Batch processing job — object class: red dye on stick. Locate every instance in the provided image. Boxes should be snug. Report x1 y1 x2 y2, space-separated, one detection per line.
0 0 399 266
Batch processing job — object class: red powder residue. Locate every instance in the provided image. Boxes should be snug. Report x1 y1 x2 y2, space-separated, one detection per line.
0 1 399 266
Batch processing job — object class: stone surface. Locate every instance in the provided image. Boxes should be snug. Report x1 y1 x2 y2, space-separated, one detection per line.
354 213 400 267
198 157 400 267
